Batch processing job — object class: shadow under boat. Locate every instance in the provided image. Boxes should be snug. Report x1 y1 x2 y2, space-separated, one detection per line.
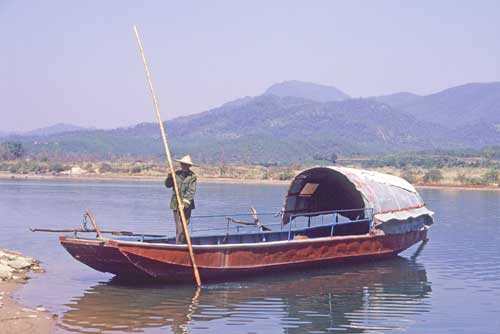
57 254 431 334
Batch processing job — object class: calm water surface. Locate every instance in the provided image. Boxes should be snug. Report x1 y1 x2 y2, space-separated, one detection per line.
1 179 500 333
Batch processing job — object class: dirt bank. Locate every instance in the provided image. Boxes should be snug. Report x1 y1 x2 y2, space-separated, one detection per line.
0 171 289 185
415 183 500 191
3 170 500 190
0 249 55 334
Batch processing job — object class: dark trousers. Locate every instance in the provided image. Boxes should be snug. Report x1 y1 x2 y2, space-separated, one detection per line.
173 208 192 244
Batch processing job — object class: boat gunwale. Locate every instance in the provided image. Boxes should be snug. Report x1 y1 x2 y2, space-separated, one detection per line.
60 227 430 251
63 233 381 251
61 232 372 248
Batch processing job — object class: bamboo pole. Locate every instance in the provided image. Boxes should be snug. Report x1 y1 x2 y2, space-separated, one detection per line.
133 25 202 286
30 228 165 237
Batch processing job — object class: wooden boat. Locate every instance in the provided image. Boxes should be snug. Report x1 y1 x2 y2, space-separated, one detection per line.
59 166 433 283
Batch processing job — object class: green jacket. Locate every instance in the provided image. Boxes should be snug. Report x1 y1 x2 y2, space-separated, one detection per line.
165 170 197 210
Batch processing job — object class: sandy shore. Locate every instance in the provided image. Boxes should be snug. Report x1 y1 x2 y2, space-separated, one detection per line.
415 183 500 191
0 250 55 334
2 171 499 190
0 282 55 334
0 171 289 185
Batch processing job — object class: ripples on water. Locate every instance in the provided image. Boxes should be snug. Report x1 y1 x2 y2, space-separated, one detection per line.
1 179 500 333
58 258 430 334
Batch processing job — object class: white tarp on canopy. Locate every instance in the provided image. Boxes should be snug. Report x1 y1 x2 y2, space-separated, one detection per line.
283 166 434 224
329 167 434 223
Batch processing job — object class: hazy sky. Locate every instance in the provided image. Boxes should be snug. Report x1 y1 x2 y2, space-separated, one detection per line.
1 1 499 131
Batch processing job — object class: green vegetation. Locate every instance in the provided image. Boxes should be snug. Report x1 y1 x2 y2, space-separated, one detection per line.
360 147 500 169
0 158 498 188
422 169 443 183
0 142 25 160
0 141 499 187
48 163 66 173
130 166 142 174
400 168 417 183
98 163 114 173
481 168 499 184
1 160 60 174
313 152 338 164
278 169 295 181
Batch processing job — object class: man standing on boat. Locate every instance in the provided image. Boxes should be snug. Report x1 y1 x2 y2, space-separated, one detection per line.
165 155 198 244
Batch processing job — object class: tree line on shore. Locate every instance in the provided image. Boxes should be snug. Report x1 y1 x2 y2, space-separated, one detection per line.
400 168 499 186
1 141 499 186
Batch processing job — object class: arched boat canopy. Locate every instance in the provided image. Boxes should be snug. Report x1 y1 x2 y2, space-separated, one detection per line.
282 166 434 225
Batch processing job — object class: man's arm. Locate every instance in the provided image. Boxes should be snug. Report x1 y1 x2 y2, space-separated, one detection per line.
182 175 197 206
165 172 174 188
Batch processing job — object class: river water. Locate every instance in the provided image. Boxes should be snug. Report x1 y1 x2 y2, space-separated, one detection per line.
1 178 499 333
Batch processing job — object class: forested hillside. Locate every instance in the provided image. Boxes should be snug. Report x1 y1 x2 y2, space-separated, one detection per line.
2 81 500 163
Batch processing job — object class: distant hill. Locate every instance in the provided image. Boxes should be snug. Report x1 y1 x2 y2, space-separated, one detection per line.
379 82 500 129
373 82 500 148
0 131 11 139
0 123 89 139
4 81 500 163
24 123 89 136
264 80 350 102
458 120 500 148
370 92 422 109
162 95 455 163
14 95 456 163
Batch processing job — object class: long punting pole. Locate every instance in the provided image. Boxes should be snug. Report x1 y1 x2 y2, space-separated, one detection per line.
133 25 202 286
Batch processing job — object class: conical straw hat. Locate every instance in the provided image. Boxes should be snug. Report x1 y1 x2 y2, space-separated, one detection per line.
175 155 198 167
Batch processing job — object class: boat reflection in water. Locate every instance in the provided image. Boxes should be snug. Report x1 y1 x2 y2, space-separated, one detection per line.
58 252 431 334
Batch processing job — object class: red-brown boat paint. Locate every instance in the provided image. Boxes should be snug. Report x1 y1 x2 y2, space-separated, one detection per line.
59 236 151 278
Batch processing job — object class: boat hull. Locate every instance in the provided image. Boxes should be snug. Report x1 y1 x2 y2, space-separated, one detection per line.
116 229 428 283
59 236 151 278
60 228 428 283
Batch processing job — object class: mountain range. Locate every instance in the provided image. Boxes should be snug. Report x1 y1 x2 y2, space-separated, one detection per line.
0 123 89 138
264 80 350 102
2 80 500 163
372 82 500 129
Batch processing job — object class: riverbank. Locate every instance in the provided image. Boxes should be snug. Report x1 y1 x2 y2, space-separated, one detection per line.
415 183 500 191
0 249 54 334
1 168 499 190
0 171 290 185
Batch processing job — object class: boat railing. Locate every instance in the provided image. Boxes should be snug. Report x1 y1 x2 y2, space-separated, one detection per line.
189 211 282 235
287 208 374 239
189 208 374 241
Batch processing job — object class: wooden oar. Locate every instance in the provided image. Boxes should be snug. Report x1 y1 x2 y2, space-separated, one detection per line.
225 217 257 226
225 207 272 231
251 207 272 231
133 25 201 286
30 228 165 238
